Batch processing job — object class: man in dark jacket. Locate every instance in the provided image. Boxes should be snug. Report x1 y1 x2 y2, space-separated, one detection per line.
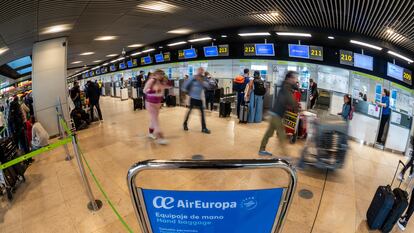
86 81 103 122
70 81 82 108
259 71 298 156
8 96 29 153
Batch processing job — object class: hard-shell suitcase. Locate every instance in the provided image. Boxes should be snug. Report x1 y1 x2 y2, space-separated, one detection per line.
133 97 143 110
239 104 248 123
381 188 409 232
219 101 231 118
166 95 176 107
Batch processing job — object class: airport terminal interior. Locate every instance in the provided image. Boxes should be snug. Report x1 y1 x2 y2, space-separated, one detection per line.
1 1 414 233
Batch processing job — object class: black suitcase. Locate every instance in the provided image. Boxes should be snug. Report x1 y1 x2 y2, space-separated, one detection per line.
219 100 231 118
239 104 249 123
166 95 176 107
381 187 409 232
133 97 143 110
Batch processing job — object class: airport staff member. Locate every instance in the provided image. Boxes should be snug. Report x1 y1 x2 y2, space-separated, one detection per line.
376 88 390 144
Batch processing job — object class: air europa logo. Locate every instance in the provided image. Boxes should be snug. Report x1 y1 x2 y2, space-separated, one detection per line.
152 196 237 210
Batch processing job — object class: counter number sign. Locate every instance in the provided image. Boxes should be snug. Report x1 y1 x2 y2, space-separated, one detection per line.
164 52 171 62
310 46 323 61
403 69 412 85
178 50 185 60
218 44 229 56
340 50 354 66
244 44 256 56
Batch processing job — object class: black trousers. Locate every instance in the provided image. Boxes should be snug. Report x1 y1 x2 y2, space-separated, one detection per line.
404 187 414 221
377 114 390 143
310 97 317 109
90 102 103 121
205 90 215 111
184 98 206 129
401 153 414 176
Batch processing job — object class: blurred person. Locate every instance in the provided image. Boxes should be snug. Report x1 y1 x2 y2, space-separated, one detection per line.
86 80 103 122
292 82 302 104
233 68 250 117
398 187 414 231
259 71 299 156
30 116 49 150
182 67 211 134
70 81 82 108
8 96 29 153
24 93 34 117
143 69 170 144
0 108 5 138
376 88 390 144
309 79 319 109
204 72 218 111
25 117 32 149
246 71 266 123
338 94 352 121
398 137 414 182
20 96 30 121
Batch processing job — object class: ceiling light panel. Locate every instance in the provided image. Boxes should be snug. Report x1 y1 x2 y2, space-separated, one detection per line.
276 32 312 37
168 28 192 34
142 48 155 53
188 37 212 42
93 60 102 63
106 54 118 57
238 32 271 37
95 36 117 41
128 44 143 48
138 1 179 13
168 41 187 47
41 24 72 34
80 52 94 56
350 39 382 50
131 52 142 56
0 47 9 55
71 61 82 64
387 51 413 63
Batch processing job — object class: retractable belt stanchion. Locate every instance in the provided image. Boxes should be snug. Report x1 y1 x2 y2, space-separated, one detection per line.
56 97 72 161
127 159 297 233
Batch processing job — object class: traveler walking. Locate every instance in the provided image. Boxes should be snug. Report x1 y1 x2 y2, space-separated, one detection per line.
183 67 211 134
246 71 266 123
143 69 170 144
259 71 299 156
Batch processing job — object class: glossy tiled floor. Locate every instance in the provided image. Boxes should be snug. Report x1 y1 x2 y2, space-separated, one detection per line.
0 96 412 233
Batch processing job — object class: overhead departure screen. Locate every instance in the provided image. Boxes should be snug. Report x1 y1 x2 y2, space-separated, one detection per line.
354 53 373 71
155 54 164 63
244 43 274 56
183 48 197 59
204 46 218 57
289 44 309 59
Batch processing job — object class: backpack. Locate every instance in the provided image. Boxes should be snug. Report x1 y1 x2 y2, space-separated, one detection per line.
234 75 245 84
253 79 266 96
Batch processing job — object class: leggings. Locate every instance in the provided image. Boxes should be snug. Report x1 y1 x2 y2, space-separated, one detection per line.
146 102 163 138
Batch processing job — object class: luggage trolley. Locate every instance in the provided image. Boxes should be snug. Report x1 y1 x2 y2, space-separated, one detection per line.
127 159 297 233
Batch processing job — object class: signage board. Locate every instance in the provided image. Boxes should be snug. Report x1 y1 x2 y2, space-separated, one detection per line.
340 50 354 66
163 52 171 62
204 46 218 57
255 43 275 56
354 53 373 71
309 46 323 61
288 44 309 59
155 54 164 63
218 44 229 56
184 48 197 59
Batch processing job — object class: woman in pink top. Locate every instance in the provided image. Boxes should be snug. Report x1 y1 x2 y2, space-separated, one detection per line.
143 69 170 144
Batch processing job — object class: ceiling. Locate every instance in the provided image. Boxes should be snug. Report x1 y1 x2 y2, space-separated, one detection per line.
1 0 414 79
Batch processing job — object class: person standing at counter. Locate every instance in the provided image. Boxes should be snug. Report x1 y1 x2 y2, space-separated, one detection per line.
233 69 250 117
246 71 266 123
338 94 352 121
309 79 319 109
204 72 218 111
376 88 391 144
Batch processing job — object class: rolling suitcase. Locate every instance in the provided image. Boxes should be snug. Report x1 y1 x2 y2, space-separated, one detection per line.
166 95 176 107
239 104 248 123
366 161 408 230
133 97 143 110
381 187 409 232
219 99 231 118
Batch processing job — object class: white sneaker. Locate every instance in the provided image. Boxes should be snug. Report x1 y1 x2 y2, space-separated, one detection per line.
156 138 169 145
397 173 404 181
148 134 157 140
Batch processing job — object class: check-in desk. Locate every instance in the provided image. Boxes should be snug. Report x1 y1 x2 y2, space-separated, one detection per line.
348 101 381 145
385 110 412 153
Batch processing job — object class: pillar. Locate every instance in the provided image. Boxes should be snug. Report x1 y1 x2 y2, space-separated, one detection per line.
32 37 70 136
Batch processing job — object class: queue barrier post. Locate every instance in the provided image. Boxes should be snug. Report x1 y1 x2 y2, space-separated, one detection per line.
56 98 72 161
71 132 102 211
127 159 297 233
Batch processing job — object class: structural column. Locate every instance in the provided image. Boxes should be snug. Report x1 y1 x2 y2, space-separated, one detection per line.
32 37 70 136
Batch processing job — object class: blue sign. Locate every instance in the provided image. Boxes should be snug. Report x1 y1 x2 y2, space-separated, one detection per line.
144 56 152 64
354 53 373 71
255 43 275 56
168 67 172 79
204 46 218 57
288 44 309 59
119 63 126 69
184 48 197 59
387 62 404 82
155 54 164 63
375 83 382 103
390 90 397 109
110 65 116 72
142 188 283 233
127 60 133 68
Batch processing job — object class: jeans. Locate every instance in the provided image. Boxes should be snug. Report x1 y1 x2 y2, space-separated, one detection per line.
236 92 245 117
205 90 215 111
377 114 390 143
260 115 287 155
248 94 264 123
184 98 207 130
90 102 103 121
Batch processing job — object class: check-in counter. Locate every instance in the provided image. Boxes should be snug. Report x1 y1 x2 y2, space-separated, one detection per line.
348 100 381 145
385 110 412 153
121 88 128 100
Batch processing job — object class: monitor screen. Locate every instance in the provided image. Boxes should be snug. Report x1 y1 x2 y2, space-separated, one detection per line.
95 69 101 75
155 54 164 63
255 43 275 56
127 60 133 68
89 71 94 76
101 67 107 73
387 62 404 81
17 66 32 75
288 44 309 59
204 46 219 57
110 65 116 72
8 56 32 69
184 48 197 59
85 72 89 78
119 63 126 69
143 56 152 64
354 53 373 71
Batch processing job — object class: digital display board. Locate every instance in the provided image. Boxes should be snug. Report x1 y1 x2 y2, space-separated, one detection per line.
110 65 116 72
289 44 309 59
95 69 101 75
119 62 126 70
101 67 108 74
244 44 256 56
184 48 197 59
255 43 275 56
89 71 94 76
132 59 138 67
204 46 219 57
354 53 373 71
178 50 185 60
143 56 152 65
127 60 133 68
218 44 229 56
403 69 412 85
163 52 171 62
85 73 89 78
339 50 354 66
387 62 412 85
309 46 323 61
155 54 164 63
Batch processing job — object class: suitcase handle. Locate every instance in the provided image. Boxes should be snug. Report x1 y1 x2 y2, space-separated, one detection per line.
391 160 406 188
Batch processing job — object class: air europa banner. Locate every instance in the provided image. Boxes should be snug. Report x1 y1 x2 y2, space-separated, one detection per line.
142 188 283 233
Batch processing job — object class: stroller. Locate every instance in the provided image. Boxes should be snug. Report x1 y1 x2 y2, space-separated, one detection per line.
298 113 348 170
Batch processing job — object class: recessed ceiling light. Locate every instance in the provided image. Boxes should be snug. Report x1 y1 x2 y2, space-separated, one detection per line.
131 52 142 56
142 48 155 53
71 61 83 64
128 44 143 48
350 39 382 50
106 54 118 57
270 12 279 16
95 36 117 41
80 52 94 56
328 36 335 39
167 28 192 34
93 60 102 63
387 51 413 63
276 32 312 37
102 63 109 66
188 37 212 43
138 1 179 13
41 24 72 34
238 32 271 37
221 35 227 38
0 47 9 55
168 41 187 47
159 46 163 49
